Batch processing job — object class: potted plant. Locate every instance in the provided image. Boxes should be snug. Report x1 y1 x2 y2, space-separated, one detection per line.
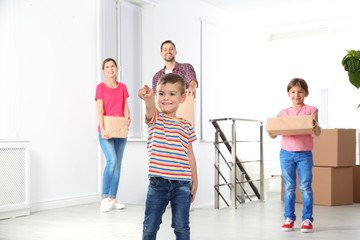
342 50 360 108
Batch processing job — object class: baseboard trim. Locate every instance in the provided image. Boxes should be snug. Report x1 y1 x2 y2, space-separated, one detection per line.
31 193 100 212
0 209 30 220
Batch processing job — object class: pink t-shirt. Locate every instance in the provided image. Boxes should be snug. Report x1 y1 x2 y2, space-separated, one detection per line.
277 104 318 151
95 82 129 132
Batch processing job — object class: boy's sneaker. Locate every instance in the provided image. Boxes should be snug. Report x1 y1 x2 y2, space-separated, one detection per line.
100 198 113 212
281 218 294 231
301 219 313 233
113 200 126 209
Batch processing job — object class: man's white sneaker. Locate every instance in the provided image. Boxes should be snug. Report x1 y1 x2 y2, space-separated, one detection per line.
100 198 112 212
190 203 195 212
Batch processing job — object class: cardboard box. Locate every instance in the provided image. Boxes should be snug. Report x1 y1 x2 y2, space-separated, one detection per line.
313 129 356 167
354 166 360 203
266 115 313 136
281 166 353 206
176 94 195 127
104 116 128 138
312 167 353 206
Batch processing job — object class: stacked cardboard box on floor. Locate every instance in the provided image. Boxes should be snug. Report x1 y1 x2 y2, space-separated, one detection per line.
312 129 355 206
281 167 353 206
281 129 356 206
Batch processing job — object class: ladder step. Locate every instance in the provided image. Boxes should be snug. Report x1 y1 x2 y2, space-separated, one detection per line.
215 183 233 187
214 140 261 144
237 160 261 163
236 177 272 184
214 162 233 166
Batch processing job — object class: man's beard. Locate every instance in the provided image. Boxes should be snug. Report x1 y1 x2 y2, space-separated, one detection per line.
164 57 175 62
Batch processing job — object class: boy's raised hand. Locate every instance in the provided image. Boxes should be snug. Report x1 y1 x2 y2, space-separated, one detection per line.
138 84 153 100
139 84 156 120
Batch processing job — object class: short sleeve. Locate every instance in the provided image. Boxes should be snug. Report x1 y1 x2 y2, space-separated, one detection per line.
146 109 159 126
152 74 158 94
95 83 103 101
122 83 130 99
277 109 286 117
310 106 318 115
184 64 197 87
186 121 197 143
189 128 197 143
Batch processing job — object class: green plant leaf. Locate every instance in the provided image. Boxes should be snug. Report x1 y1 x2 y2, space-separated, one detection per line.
345 57 360 72
342 54 351 66
347 50 356 56
348 71 360 89
355 51 360 60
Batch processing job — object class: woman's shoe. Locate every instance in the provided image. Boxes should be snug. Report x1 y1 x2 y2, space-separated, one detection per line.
113 200 126 209
100 198 112 212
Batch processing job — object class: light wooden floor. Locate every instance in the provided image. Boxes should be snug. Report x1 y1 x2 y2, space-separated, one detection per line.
1 193 360 240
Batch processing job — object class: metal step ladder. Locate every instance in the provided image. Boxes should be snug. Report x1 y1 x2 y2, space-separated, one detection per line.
210 118 265 209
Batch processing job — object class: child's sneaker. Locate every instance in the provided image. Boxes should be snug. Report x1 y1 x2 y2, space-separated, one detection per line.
301 219 313 233
100 198 112 212
113 200 126 209
281 218 294 231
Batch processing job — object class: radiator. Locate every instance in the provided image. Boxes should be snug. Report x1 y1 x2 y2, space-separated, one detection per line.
0 140 30 219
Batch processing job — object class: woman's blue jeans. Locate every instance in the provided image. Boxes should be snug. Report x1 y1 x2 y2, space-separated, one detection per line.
99 132 127 198
280 149 313 222
143 177 191 240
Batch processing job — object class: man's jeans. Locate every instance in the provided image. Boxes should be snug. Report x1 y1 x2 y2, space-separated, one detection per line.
143 177 191 240
98 132 127 198
280 149 313 222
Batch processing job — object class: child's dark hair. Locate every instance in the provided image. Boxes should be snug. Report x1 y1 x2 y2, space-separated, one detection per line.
287 78 309 93
160 40 176 51
157 73 186 95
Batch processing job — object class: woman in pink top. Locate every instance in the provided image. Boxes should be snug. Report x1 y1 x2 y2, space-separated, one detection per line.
95 58 130 212
268 78 321 233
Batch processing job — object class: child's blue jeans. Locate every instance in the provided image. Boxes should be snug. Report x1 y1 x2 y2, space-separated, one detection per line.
280 149 314 222
98 132 127 198
142 177 191 240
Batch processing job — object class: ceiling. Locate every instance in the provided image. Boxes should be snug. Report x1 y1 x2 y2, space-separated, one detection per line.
205 0 292 13
203 0 360 24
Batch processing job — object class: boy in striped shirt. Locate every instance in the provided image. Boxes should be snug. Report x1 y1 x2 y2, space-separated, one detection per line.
138 73 198 240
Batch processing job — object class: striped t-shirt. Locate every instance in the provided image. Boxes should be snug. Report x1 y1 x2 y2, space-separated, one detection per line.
146 110 197 181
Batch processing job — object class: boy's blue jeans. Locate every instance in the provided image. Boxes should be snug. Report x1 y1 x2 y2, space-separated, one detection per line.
280 149 313 222
98 132 127 198
143 177 191 240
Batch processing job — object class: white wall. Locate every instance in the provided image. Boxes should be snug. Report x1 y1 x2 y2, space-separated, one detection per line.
1 0 100 211
0 0 16 139
2 0 360 212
